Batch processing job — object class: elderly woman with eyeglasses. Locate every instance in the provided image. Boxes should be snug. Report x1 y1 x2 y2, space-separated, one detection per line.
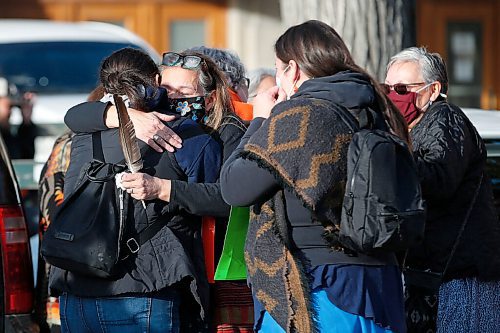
384 47 500 333
187 46 254 124
64 50 250 331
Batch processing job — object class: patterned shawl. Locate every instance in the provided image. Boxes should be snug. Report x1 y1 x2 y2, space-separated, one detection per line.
241 98 356 332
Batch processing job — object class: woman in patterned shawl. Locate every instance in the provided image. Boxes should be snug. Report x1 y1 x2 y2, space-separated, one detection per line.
220 20 409 333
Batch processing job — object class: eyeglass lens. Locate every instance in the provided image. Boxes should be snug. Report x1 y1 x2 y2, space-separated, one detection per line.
181 56 201 69
382 82 426 95
240 77 250 88
162 52 202 69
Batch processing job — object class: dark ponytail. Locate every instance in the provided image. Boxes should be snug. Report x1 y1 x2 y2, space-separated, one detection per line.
100 48 159 110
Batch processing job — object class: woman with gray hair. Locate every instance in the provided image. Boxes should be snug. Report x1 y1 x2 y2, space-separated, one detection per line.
189 46 250 103
247 68 276 103
385 46 500 333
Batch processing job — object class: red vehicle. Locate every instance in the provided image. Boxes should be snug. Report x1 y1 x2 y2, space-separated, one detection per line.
0 134 37 332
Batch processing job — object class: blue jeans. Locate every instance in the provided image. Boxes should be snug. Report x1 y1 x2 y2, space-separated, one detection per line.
59 291 180 333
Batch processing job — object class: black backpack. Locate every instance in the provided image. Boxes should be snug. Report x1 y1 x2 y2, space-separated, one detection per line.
41 132 164 279
338 109 426 253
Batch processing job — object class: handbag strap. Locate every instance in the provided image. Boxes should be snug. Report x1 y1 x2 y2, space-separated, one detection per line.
92 132 106 162
441 173 483 276
123 217 168 255
91 132 161 255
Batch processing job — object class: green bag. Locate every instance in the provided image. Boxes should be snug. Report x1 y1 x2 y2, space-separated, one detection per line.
214 206 249 280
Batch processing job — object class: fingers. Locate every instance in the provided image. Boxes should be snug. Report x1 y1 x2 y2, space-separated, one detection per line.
154 128 182 152
252 87 278 119
146 137 165 153
267 85 280 97
132 111 182 152
121 173 160 201
151 112 183 149
276 87 287 104
152 112 177 123
121 173 147 199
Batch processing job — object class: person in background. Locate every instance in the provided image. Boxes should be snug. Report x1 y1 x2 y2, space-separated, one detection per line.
189 46 253 121
247 68 276 104
0 76 38 159
37 85 105 331
220 20 407 333
185 46 255 333
64 50 249 332
385 46 500 333
50 47 222 332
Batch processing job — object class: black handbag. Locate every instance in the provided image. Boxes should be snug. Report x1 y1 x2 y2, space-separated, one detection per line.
41 132 165 279
403 174 483 293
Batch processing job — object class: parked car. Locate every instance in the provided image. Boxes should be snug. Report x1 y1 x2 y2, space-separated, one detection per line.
463 108 500 217
0 19 160 168
0 19 161 331
0 134 37 332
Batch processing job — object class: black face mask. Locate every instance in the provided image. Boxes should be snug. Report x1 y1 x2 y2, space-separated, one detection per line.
135 85 170 112
168 96 207 124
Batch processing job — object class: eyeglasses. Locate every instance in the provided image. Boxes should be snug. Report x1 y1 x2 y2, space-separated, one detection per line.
237 77 250 88
162 52 204 69
381 82 426 95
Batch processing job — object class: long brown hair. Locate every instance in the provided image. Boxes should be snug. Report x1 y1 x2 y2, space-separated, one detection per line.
161 51 234 131
275 20 410 144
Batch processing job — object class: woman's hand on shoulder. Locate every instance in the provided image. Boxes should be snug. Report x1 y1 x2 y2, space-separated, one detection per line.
121 173 172 202
127 109 183 152
252 86 285 119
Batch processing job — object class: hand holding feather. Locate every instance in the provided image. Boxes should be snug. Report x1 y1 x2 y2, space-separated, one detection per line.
114 94 147 209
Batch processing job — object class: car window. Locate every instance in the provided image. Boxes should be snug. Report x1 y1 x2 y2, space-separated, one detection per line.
484 139 500 218
0 136 21 205
0 41 146 94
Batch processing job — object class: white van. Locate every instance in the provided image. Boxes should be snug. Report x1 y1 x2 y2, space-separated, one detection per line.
0 19 160 176
463 108 500 218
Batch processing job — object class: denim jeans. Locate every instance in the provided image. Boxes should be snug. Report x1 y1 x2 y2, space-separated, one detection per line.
59 290 180 333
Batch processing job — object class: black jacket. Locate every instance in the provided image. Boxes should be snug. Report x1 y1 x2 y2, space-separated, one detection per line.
221 70 397 267
407 100 500 281
65 102 245 218
50 105 222 319
65 102 246 267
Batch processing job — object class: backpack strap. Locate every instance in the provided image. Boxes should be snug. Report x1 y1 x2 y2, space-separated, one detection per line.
92 132 105 162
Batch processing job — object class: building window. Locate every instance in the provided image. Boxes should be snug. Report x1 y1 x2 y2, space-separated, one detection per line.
447 21 482 108
170 20 205 52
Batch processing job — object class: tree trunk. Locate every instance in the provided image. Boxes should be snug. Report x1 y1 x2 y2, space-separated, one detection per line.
279 0 416 80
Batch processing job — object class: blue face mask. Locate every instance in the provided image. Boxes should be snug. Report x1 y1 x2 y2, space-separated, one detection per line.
168 96 207 124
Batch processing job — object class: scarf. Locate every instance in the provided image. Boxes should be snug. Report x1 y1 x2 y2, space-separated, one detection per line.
241 98 355 332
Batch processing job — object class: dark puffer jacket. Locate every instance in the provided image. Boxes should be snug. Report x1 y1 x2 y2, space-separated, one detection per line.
407 100 500 281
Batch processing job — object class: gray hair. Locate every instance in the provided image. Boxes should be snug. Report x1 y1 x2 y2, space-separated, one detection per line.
247 68 276 98
387 47 448 94
187 46 246 88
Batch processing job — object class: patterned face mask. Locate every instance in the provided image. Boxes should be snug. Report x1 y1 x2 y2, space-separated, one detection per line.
168 96 207 124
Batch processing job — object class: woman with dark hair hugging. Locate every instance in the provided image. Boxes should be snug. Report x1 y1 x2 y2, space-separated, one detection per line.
63 50 248 332
50 47 221 332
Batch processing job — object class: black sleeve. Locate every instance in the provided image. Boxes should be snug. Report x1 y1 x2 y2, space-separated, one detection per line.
64 101 110 133
16 122 38 159
169 121 246 217
413 109 473 201
169 181 228 217
220 118 280 207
